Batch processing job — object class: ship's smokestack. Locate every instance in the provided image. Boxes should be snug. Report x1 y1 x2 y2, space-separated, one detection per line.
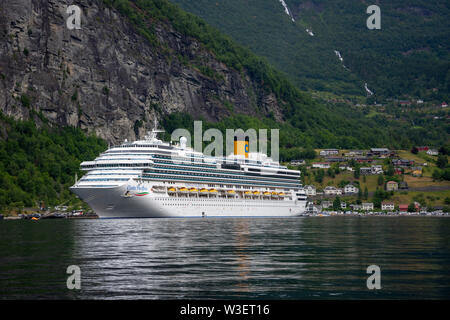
234 135 249 158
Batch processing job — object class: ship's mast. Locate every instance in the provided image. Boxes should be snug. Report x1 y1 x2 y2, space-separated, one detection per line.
144 117 165 142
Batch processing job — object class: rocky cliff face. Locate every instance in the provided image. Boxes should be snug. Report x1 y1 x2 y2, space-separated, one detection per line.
0 0 282 143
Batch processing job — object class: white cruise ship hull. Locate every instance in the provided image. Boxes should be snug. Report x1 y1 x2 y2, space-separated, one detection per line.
70 184 307 218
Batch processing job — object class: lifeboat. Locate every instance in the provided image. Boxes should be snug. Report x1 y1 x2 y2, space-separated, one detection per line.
263 191 271 196
200 188 209 193
209 188 218 193
271 192 278 197
244 191 252 195
278 192 286 197
179 187 188 192
168 187 176 192
227 190 235 194
189 187 198 192
253 191 260 195
152 187 166 193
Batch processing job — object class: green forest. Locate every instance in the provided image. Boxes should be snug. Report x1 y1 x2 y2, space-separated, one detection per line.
0 113 106 211
103 0 449 150
170 0 450 102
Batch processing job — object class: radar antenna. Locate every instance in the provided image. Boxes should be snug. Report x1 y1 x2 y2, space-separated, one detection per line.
144 117 165 141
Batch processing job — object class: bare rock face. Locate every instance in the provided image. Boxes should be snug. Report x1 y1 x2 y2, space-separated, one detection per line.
0 0 283 143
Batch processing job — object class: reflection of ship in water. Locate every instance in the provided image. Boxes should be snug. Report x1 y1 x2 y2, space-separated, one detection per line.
233 219 251 292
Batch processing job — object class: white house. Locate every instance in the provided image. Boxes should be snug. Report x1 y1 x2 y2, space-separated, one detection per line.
340 202 347 209
344 184 359 194
427 149 438 156
324 186 342 195
350 204 362 211
290 159 306 166
362 202 374 211
381 202 395 211
312 162 331 169
304 185 316 196
321 201 333 209
371 165 384 174
320 149 339 156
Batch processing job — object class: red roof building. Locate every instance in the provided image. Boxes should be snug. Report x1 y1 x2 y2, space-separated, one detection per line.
399 204 408 212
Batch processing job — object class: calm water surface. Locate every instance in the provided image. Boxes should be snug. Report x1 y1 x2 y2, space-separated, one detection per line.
0 217 449 299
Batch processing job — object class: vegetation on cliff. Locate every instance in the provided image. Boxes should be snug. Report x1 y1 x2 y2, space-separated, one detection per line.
0 113 106 211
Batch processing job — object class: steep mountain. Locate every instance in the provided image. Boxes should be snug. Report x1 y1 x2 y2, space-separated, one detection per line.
0 0 448 210
0 0 287 143
170 0 450 101
0 0 448 151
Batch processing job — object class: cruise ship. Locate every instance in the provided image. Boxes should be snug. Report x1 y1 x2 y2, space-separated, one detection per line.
70 124 307 218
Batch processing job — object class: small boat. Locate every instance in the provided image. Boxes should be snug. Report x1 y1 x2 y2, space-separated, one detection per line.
122 191 133 198
31 217 39 221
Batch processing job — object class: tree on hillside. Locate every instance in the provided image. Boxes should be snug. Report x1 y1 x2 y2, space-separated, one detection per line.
436 155 448 169
411 146 418 154
333 197 341 211
364 186 368 200
354 167 360 179
377 174 384 186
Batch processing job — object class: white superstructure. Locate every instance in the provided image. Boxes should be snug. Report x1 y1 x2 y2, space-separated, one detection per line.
70 124 307 218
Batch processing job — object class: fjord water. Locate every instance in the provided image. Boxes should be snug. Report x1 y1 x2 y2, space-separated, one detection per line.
0 217 449 299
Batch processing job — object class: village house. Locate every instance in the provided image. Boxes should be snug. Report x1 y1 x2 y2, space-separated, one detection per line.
392 159 414 167
312 162 331 169
399 100 411 107
323 186 342 195
321 201 333 209
381 202 395 211
355 157 374 163
339 165 354 171
344 184 359 194
416 146 429 152
350 204 362 211
304 185 317 196
362 202 374 211
386 181 399 191
341 202 347 209
320 149 339 156
360 167 373 175
290 159 306 166
412 166 423 177
370 148 391 157
345 150 364 157
426 149 438 156
371 165 384 174
442 102 448 108
325 157 345 163
306 203 321 215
